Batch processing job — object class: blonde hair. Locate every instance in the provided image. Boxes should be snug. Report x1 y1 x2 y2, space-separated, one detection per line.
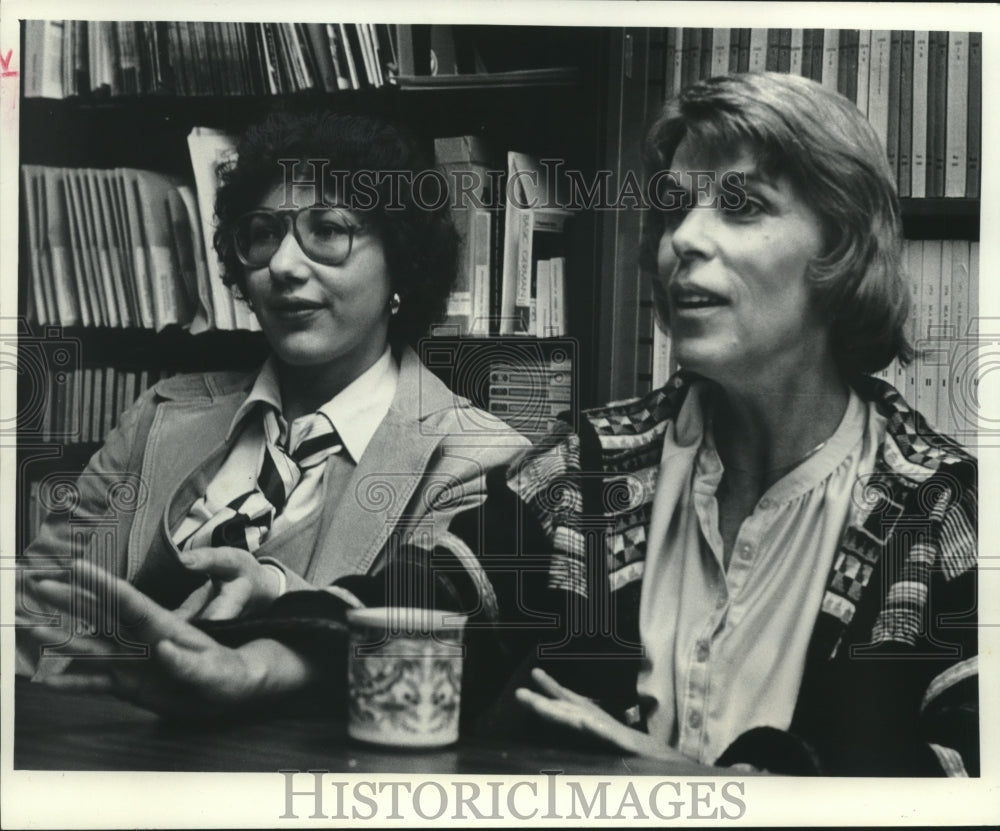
641 72 912 376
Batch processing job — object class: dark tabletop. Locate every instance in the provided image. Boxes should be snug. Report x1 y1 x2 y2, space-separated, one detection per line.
15 676 721 775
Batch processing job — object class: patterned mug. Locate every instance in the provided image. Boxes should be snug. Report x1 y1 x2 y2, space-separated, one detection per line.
346 607 468 748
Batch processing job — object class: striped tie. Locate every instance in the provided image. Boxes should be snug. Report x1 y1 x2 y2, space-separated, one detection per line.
178 410 344 553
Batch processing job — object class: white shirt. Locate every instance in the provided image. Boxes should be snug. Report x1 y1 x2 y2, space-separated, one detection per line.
171 347 398 552
636 383 885 764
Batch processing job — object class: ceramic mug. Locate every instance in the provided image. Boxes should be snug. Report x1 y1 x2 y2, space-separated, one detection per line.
346 607 468 748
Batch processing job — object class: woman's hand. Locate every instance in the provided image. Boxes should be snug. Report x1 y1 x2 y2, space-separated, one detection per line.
26 560 310 719
515 668 691 762
176 546 283 621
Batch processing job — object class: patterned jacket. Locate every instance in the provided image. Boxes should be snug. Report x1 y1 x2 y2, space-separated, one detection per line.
506 372 978 776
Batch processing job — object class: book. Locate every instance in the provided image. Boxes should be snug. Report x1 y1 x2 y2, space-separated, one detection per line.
840 30 859 103
549 257 567 337
789 29 804 76
867 32 891 161
926 31 948 198
736 28 750 74
910 31 929 198
855 31 871 116
680 28 700 87
673 28 686 92
534 259 551 337
766 29 780 72
663 28 677 95
24 20 66 98
897 32 915 198
885 31 902 187
133 170 191 329
918 240 941 427
944 31 969 197
187 127 240 330
699 29 714 80
711 29 730 76
966 32 982 198
499 152 571 335
20 167 52 325
747 29 767 73
434 135 494 335
820 29 839 90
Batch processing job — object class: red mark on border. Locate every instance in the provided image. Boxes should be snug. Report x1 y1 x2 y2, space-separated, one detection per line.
1 50 17 77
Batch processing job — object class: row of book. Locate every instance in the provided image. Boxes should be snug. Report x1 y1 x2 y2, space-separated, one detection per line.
26 366 174 444
24 355 573 447
657 29 981 198
23 21 557 98
876 239 980 441
21 127 259 332
435 137 572 337
22 130 570 338
486 359 573 439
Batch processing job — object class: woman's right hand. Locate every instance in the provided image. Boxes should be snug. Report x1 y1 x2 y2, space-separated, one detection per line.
26 559 310 719
176 546 284 621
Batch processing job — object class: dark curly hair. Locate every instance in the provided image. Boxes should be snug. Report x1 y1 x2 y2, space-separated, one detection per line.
213 111 459 347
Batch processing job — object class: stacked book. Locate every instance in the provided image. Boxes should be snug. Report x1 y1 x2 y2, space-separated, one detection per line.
22 127 259 332
23 20 399 97
657 29 981 198
26 366 173 444
875 239 979 440
23 21 579 98
432 140 571 338
487 355 574 439
21 165 197 330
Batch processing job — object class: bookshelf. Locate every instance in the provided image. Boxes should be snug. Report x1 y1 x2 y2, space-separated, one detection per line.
16 21 612 547
598 28 981 445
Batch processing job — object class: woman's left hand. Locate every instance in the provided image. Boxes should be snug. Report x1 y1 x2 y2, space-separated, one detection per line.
176 546 283 621
26 560 309 718
515 668 691 762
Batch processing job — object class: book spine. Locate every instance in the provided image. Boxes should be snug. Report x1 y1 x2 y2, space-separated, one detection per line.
766 28 780 72
944 31 969 197
699 28 714 80
821 29 839 89
674 28 686 92
926 31 948 198
748 28 767 73
777 29 791 73
911 32 930 198
966 32 982 198
789 29 804 76
711 29 730 76
919 240 941 429
936 239 954 434
737 28 750 74
855 31 871 116
550 257 567 337
663 28 676 96
868 32 891 163
886 31 902 190
897 32 915 198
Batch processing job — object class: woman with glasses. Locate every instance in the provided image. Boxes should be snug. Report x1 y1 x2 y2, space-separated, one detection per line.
17 112 528 703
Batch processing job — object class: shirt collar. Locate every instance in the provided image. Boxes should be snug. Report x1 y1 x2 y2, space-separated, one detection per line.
227 348 399 463
314 346 398 462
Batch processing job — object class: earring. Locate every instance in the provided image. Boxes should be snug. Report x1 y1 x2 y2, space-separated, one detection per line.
389 293 401 316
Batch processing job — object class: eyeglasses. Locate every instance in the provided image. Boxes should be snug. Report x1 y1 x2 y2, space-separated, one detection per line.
233 207 365 268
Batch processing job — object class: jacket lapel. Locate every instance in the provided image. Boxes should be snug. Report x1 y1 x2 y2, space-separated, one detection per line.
127 389 247 584
308 347 453 585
